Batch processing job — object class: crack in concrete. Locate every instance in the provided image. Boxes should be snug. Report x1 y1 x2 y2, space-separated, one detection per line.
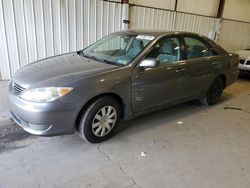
97 146 141 188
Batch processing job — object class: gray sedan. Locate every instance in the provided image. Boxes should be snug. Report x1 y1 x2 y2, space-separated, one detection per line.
8 30 239 143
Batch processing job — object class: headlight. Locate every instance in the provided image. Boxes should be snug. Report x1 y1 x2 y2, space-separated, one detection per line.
20 87 73 102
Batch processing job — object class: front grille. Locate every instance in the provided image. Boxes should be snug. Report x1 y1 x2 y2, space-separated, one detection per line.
11 82 26 96
240 69 250 74
240 59 245 64
246 61 250 65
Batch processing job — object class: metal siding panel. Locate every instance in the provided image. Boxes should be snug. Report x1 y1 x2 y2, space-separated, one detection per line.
117 3 122 31
111 2 116 32
158 10 163 29
161 11 169 28
141 7 145 28
2 0 20 75
83 0 90 46
69 0 76 51
130 7 137 28
196 16 202 34
190 15 196 31
102 1 108 37
0 0 11 79
113 3 118 31
100 0 104 38
154 10 159 29
13 0 29 68
43 0 54 57
96 0 103 40
130 6 176 31
107 1 111 34
24 0 38 62
52 0 61 55
94 0 98 40
34 0 46 59
171 11 176 30
130 0 175 10
76 0 84 50
61 0 69 53
89 0 97 44
175 12 215 37
130 7 140 29
149 9 154 28
1 0 123 80
130 5 216 39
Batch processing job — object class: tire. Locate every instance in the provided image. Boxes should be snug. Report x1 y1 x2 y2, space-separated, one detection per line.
200 77 224 106
78 96 121 143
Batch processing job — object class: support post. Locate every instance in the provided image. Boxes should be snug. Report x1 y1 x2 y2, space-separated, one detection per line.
121 0 130 30
214 0 225 41
174 0 178 11
217 0 225 18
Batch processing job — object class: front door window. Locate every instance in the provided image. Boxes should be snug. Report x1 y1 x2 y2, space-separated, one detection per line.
146 37 181 64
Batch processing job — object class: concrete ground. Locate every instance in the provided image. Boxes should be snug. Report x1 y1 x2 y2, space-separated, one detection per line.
0 76 250 188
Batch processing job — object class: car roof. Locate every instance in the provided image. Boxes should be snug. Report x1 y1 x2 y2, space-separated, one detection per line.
118 29 204 37
115 29 228 55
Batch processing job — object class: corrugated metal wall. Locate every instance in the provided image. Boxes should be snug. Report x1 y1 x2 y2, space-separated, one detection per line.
175 12 217 38
0 0 122 80
130 5 218 39
129 0 175 10
0 1 221 80
130 6 176 30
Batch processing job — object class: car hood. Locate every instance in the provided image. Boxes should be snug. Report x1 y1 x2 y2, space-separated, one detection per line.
13 52 118 89
235 50 250 59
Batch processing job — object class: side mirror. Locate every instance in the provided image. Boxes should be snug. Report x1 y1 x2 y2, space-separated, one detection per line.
139 58 160 68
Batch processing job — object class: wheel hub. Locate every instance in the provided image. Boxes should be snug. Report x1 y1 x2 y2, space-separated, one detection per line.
91 106 117 137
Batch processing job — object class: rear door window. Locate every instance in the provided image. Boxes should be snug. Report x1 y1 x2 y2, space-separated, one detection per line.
184 37 217 60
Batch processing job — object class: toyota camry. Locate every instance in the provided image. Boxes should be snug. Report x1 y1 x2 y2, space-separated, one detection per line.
8 30 239 143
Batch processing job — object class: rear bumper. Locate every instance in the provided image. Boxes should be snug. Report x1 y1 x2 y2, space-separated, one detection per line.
225 68 239 88
8 92 78 136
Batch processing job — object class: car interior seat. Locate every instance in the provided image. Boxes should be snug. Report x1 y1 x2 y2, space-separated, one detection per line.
127 39 144 58
115 39 144 64
188 45 208 59
157 42 177 63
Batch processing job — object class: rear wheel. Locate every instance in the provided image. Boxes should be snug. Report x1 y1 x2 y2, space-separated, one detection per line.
200 77 224 105
78 97 121 143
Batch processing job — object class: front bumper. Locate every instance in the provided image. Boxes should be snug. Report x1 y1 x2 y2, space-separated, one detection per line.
239 59 250 72
8 92 79 136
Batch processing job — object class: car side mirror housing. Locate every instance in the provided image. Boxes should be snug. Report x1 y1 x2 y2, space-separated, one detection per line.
139 58 160 68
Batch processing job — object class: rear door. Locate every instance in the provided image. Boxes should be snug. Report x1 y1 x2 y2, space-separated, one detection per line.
180 35 219 98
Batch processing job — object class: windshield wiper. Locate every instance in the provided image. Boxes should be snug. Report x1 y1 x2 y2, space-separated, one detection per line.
82 53 119 66
81 53 92 59
102 59 119 65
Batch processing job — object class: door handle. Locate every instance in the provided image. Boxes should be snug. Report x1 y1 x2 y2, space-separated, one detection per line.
176 68 186 73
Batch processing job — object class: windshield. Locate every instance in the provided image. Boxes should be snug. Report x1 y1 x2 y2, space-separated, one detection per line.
81 33 155 65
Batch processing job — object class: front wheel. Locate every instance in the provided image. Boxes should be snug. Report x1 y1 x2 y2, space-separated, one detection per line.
78 97 121 143
200 77 224 105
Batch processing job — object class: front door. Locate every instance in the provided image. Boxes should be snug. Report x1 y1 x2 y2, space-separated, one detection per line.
131 36 188 113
